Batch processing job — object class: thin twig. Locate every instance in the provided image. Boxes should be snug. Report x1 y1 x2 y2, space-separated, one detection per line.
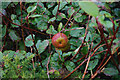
75 54 86 63
82 53 91 80
0 12 47 36
63 42 105 79
20 1 26 51
56 1 60 19
62 7 81 30
63 58 88 79
30 47 35 78
62 27 84 32
97 18 120 73
0 19 8 52
82 42 93 80
25 4 43 67
93 49 108 56
91 47 119 79
47 52 52 80
70 16 90 60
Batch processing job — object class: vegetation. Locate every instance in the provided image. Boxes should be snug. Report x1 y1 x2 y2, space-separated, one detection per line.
0 1 120 79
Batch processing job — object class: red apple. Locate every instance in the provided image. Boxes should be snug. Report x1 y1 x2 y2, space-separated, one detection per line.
52 33 68 48
55 43 70 52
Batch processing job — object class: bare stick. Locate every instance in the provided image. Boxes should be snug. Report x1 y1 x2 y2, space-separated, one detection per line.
70 16 90 60
47 52 52 80
82 54 91 80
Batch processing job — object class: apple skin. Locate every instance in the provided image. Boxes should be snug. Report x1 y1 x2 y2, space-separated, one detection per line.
55 42 70 52
52 33 68 48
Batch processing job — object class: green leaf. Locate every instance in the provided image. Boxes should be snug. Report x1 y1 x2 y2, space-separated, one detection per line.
2 2 10 9
48 17 56 23
47 2 55 9
11 14 17 20
25 34 35 47
81 46 88 55
68 7 75 16
27 6 37 13
28 14 42 18
38 2 44 8
79 2 99 17
25 52 33 58
9 30 20 41
37 20 48 30
3 50 16 58
103 21 113 28
52 5 58 15
70 27 81 37
35 15 49 23
58 22 63 32
36 40 49 54
0 52 3 62
65 61 75 72
59 2 67 10
74 13 86 22
69 38 82 47
100 11 112 18
88 59 99 70
11 20 20 28
85 31 92 41
113 8 120 17
103 68 119 76
63 52 72 57
59 13 66 18
2 25 6 37
15 50 26 60
46 25 57 35
51 53 59 61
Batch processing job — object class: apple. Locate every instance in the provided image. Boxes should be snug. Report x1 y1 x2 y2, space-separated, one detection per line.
55 43 70 52
52 33 68 48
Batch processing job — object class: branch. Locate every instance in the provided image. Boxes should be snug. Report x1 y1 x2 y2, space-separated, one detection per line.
91 47 119 79
56 1 60 19
0 12 47 36
70 16 90 60
0 19 9 52
93 18 120 76
82 53 91 80
20 1 26 51
47 52 52 80
62 8 81 30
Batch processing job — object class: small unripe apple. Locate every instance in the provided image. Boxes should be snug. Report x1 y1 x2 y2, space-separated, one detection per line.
52 33 68 48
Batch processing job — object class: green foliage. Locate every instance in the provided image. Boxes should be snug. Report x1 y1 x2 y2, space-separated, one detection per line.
46 25 57 34
1 2 120 79
79 2 99 17
36 40 49 54
9 30 20 41
103 68 119 76
88 59 99 70
25 34 35 47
